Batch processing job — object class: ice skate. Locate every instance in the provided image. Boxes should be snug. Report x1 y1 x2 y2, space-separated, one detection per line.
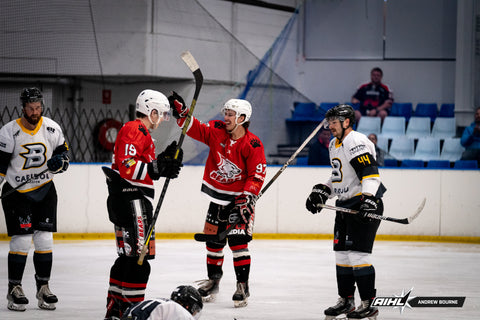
347 299 378 319
36 283 58 310
232 281 249 308
196 278 220 302
7 283 29 311
324 296 355 320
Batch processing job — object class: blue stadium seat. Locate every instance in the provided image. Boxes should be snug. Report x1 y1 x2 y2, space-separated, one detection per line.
384 158 398 167
379 116 406 139
454 160 478 169
296 156 309 165
389 136 415 160
427 160 451 168
431 117 456 139
391 102 413 120
288 102 317 121
438 103 455 117
415 103 438 121
318 102 340 115
401 159 425 168
413 137 441 161
406 117 431 138
439 138 464 162
356 116 381 136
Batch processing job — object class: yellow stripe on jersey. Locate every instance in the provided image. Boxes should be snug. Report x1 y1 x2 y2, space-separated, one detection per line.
16 117 44 136
335 138 342 148
17 179 53 193
9 251 28 256
360 174 380 182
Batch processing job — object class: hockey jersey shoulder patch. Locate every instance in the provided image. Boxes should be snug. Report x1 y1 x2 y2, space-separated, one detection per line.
250 138 262 148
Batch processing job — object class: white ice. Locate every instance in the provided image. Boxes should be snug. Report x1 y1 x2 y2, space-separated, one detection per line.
0 239 479 319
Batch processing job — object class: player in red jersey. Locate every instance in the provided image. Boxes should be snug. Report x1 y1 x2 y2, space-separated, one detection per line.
168 92 266 308
104 89 183 320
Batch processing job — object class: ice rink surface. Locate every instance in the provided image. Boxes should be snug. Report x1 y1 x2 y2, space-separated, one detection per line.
0 239 478 320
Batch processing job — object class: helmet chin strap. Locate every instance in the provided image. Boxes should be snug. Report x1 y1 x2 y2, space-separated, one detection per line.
338 121 347 141
227 114 245 134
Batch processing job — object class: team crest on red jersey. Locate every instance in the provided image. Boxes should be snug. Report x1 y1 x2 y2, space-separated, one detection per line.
250 138 261 148
209 152 242 183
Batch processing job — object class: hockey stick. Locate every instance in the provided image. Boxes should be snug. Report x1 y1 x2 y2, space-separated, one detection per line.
138 51 203 265
318 197 426 224
194 118 327 242
0 168 50 200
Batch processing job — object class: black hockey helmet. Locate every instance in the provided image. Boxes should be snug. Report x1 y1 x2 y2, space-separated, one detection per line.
325 104 355 127
171 285 203 316
20 87 44 107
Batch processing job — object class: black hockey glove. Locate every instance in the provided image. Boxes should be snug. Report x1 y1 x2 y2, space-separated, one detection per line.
358 194 379 222
229 193 256 225
147 141 183 180
47 153 69 174
168 91 189 119
306 184 331 214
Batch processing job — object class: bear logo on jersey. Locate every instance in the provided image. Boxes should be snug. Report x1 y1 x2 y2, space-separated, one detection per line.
250 138 261 148
210 152 242 183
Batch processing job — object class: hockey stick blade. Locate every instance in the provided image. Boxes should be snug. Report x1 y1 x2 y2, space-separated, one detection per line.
193 119 327 242
137 51 203 265
318 197 426 225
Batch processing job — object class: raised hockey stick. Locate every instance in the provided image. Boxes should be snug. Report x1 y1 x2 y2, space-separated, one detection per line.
194 118 327 242
318 197 426 224
0 168 49 200
138 51 203 265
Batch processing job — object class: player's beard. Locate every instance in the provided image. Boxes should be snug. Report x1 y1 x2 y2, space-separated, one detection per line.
24 112 41 126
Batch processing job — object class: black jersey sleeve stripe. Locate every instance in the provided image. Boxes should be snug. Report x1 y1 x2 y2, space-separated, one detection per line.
349 152 379 182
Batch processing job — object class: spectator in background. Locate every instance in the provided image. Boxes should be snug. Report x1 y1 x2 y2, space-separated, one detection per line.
368 133 385 167
308 127 331 165
460 107 480 166
352 67 393 123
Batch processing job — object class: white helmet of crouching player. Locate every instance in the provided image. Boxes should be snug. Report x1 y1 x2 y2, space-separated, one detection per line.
221 99 252 133
136 89 171 129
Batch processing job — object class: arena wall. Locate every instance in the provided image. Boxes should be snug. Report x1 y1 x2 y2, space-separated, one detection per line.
1 164 478 240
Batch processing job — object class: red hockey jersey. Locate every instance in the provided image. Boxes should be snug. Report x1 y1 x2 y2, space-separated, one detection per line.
185 118 266 205
112 119 156 192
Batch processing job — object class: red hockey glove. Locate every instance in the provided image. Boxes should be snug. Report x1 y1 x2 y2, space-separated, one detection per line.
229 193 256 224
168 91 189 119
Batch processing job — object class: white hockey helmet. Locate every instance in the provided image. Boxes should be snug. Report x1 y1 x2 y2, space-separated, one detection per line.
136 89 171 125
221 99 252 125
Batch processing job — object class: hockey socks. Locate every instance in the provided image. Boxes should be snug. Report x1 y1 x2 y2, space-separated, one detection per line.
106 256 150 318
8 252 28 284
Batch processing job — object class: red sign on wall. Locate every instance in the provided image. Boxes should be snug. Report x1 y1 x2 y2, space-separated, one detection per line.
102 89 112 104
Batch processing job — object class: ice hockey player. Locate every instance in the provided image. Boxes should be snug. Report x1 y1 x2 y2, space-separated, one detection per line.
0 87 69 311
103 89 183 319
305 104 385 320
168 92 266 307
122 285 203 320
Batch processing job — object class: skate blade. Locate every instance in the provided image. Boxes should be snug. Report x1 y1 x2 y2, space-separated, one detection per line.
325 316 347 320
233 298 248 308
202 293 217 303
38 301 56 310
347 311 378 320
7 301 27 311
